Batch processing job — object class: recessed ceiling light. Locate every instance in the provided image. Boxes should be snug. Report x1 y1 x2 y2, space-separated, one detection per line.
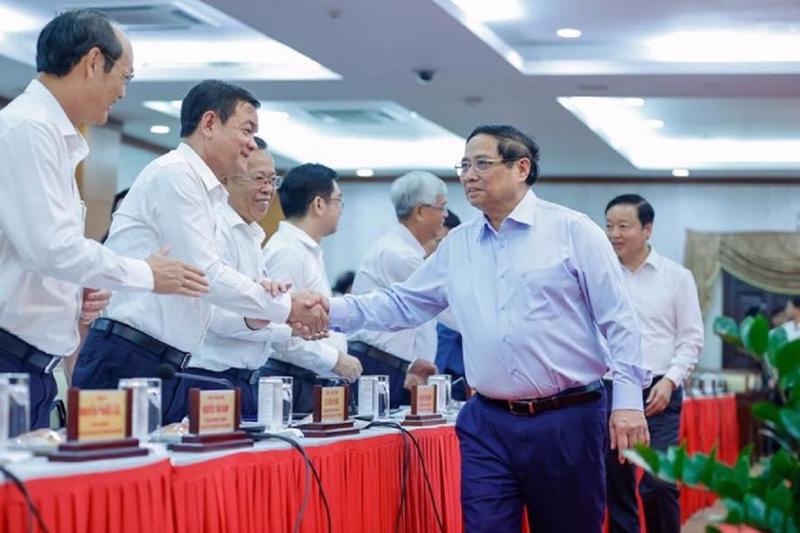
0 5 41 33
645 119 664 129
646 30 800 63
672 168 690 177
150 125 170 135
450 0 524 22
623 98 645 107
556 28 582 39
356 168 375 178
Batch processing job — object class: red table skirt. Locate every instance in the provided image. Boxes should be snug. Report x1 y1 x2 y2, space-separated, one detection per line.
0 395 739 533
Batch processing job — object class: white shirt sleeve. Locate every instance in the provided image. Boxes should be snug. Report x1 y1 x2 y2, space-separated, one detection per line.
0 120 153 291
152 167 290 322
665 269 704 386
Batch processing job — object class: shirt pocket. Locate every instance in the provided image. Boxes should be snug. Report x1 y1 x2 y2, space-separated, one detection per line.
519 263 570 321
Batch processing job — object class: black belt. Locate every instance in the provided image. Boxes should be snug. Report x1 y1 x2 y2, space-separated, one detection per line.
479 380 604 416
0 328 61 374
91 318 190 369
262 358 318 382
220 367 261 386
348 341 410 373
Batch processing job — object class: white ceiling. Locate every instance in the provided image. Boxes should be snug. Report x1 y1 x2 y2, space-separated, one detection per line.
1 0 799 178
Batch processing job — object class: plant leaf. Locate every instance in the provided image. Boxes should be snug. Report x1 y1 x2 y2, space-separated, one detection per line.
714 316 742 347
741 315 770 359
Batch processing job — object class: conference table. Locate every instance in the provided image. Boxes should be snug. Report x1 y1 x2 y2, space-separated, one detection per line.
0 394 739 533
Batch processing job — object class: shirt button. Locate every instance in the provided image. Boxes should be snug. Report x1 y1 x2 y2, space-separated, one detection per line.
502 335 509 343
499 304 506 311
499 272 506 279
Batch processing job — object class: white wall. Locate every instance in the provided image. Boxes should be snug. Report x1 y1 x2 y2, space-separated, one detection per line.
118 142 160 192
323 180 800 368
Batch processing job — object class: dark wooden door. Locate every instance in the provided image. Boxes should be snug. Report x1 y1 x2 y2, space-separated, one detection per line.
722 270 789 369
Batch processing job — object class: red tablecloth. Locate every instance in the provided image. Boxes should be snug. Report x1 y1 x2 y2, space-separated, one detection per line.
0 395 739 533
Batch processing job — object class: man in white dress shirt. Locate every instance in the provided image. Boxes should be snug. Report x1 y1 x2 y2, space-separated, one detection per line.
347 171 444 407
166 137 293 420
262 163 363 413
72 80 328 422
0 10 208 429
782 298 800 341
605 194 704 533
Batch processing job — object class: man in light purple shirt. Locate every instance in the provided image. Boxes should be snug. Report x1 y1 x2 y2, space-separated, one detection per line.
329 124 650 533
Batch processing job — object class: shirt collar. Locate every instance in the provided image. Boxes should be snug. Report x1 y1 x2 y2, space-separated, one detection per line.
217 202 265 242
25 79 83 139
643 247 661 269
395 223 426 256
478 188 537 241
176 142 226 196
278 221 321 253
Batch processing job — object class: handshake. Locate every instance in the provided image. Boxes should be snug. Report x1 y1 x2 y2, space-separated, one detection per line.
246 281 330 340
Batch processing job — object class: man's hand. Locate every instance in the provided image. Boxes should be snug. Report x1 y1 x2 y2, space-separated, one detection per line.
288 290 329 336
403 359 438 390
288 321 330 340
79 288 111 325
609 409 650 464
260 279 292 297
333 352 363 382
146 248 209 296
644 378 676 417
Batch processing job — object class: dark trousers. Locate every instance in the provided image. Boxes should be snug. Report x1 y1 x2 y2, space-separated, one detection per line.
348 342 409 408
72 329 182 423
605 378 682 533
457 391 607 533
0 349 58 430
165 367 259 423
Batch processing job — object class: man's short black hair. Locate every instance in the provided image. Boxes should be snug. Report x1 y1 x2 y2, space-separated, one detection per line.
254 136 267 150
444 209 461 229
36 9 122 77
180 80 260 137
279 163 338 219
605 194 655 227
466 125 540 185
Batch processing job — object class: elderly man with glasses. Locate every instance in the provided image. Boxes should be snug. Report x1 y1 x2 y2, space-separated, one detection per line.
328 124 650 533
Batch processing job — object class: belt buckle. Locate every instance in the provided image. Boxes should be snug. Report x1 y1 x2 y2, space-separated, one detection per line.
249 371 259 385
43 355 60 374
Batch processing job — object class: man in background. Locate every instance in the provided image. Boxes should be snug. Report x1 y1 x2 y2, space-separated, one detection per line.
605 193 704 533
347 171 445 407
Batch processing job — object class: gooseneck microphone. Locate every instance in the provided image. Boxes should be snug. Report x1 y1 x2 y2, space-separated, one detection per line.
156 364 234 389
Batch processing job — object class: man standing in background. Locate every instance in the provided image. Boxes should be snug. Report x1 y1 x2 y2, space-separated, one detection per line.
605 193 704 533
347 171 445 407
0 10 208 429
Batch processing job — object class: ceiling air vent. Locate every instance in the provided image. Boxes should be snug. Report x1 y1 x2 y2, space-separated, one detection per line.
62 3 213 32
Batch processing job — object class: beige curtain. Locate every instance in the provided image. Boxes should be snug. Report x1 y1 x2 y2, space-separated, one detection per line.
685 230 800 311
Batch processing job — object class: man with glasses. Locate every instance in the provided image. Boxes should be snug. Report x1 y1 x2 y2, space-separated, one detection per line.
262 163 363 414
164 137 293 420
0 10 208 429
328 125 649 533
346 171 445 408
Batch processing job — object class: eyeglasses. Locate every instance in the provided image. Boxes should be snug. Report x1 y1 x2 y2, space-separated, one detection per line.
327 197 345 208
234 174 283 188
454 157 521 178
102 52 134 85
421 203 448 213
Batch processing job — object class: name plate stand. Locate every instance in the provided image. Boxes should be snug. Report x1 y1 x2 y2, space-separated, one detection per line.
49 388 149 462
167 388 253 453
297 385 360 438
402 384 446 427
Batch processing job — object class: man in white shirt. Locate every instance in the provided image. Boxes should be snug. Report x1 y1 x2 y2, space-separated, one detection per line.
347 171 444 407
605 194 704 533
0 10 208 429
262 163 363 413
782 298 800 341
72 80 329 422
166 137 293 420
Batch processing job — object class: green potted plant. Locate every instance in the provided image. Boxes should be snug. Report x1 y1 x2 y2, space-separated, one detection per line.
626 314 800 533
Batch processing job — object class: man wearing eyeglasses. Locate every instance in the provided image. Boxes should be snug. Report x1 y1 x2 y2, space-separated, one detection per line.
163 137 293 420
328 125 649 533
261 163 363 414
0 10 209 429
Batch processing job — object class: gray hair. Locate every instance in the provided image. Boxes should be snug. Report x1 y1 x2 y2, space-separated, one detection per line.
390 171 447 219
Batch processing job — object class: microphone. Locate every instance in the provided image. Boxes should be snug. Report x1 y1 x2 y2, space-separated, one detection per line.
156 364 234 389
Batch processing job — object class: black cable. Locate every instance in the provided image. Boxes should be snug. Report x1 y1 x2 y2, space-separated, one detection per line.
0 465 50 533
366 421 445 533
365 421 410 533
261 433 333 533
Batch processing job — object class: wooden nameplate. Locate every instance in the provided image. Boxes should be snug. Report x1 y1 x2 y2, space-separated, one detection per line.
167 388 254 453
297 385 360 438
402 384 446 427
49 388 150 462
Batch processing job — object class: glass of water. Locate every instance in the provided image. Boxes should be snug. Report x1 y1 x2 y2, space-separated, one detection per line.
0 373 30 444
280 376 293 428
428 374 452 415
118 377 161 441
375 375 390 419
